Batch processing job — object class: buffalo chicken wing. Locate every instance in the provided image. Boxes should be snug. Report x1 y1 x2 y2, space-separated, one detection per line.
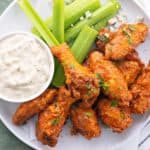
36 87 74 147
130 62 150 114
87 51 132 106
51 43 100 107
70 104 101 139
97 99 133 132
12 89 57 125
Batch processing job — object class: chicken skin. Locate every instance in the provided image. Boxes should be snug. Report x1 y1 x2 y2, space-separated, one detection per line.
97 99 133 133
87 51 132 106
130 62 150 114
70 104 101 139
51 43 100 108
12 89 57 125
116 60 143 85
96 23 148 60
36 87 74 147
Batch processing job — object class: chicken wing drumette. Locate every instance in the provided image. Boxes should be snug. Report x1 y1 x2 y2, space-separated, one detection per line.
36 87 74 147
87 51 132 106
97 99 133 133
130 62 150 114
70 104 101 139
116 60 143 85
51 43 100 107
96 23 148 60
12 89 57 125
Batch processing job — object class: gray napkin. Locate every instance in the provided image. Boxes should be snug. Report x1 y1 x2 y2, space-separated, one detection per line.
0 121 32 150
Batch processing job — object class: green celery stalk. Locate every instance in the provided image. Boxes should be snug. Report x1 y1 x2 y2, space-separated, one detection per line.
71 26 98 62
64 0 101 29
53 0 64 43
52 26 98 87
18 0 59 47
32 0 101 36
65 0 121 42
93 14 118 31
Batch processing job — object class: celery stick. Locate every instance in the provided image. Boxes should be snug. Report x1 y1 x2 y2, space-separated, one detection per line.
65 0 121 42
64 0 101 29
32 0 100 36
93 14 117 31
71 26 98 63
53 0 64 43
18 0 59 47
52 26 98 87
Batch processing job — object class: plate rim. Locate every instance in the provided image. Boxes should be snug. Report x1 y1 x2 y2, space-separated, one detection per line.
0 0 150 150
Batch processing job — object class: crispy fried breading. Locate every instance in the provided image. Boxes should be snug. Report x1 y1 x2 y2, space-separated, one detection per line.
51 43 100 108
70 105 101 139
116 60 142 85
105 23 148 60
130 62 150 114
36 87 74 147
97 99 133 133
12 89 57 125
87 51 132 106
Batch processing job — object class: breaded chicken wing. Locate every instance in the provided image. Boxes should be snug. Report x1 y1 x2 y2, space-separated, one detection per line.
96 23 148 60
97 99 133 133
51 43 100 107
36 87 74 147
12 89 57 125
116 60 143 85
130 62 150 114
87 51 132 106
70 104 101 139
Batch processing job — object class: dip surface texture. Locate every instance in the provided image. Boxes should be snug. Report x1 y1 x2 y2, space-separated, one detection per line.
0 33 51 101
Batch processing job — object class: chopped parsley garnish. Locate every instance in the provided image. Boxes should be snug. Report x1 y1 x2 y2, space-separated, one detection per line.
70 64 75 69
128 25 136 32
111 101 118 107
62 62 67 66
85 112 92 118
122 29 133 44
86 83 91 90
87 90 92 96
97 34 109 43
120 112 125 120
51 116 60 125
96 73 109 91
96 73 101 79
86 83 95 96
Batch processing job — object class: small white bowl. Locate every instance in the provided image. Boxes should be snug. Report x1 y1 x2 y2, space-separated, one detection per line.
0 32 54 103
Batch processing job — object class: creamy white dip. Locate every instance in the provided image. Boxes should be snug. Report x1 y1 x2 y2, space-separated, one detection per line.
0 33 52 101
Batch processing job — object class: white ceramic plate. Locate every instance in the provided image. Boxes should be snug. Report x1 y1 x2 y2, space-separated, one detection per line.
0 0 150 150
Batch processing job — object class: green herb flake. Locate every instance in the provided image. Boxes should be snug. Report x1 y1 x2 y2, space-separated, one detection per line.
70 64 75 70
128 25 136 32
51 116 60 125
122 29 133 44
87 90 92 96
97 34 109 43
85 112 92 118
120 112 126 120
96 73 109 91
86 83 91 90
62 62 67 66
111 101 118 107
96 73 101 79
